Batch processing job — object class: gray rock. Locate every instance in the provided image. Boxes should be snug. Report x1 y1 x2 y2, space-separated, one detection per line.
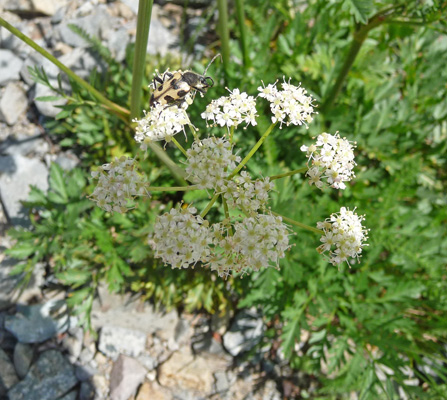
0 153 49 227
109 355 147 400
107 28 129 63
0 257 44 310
79 381 95 400
75 363 97 382
192 331 226 356
98 325 147 360
213 370 230 394
0 82 28 125
147 17 178 56
7 349 78 400
54 152 80 170
20 51 46 86
222 309 264 357
0 49 23 86
4 300 71 343
136 354 157 371
62 326 83 363
59 391 78 400
2 0 69 16
13 342 33 378
0 347 19 395
57 7 111 48
0 135 49 158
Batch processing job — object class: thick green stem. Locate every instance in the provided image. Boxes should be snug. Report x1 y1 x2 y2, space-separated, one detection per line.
229 123 276 178
130 0 153 119
270 166 308 181
0 17 129 119
320 16 386 113
221 196 233 235
234 0 250 69
217 0 230 73
271 211 323 235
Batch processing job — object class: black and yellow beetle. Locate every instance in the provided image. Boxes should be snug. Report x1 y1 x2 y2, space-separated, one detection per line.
150 54 221 108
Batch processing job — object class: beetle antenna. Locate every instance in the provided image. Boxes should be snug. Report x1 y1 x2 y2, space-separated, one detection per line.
203 53 222 75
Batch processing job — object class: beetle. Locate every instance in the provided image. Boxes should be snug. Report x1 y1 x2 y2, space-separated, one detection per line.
150 54 221 108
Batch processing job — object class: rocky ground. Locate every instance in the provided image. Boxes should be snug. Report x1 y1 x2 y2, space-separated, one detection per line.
0 0 303 399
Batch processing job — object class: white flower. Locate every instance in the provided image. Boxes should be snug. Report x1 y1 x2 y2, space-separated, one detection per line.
258 78 316 128
133 103 191 149
152 206 213 269
201 88 258 130
222 172 274 214
90 156 148 213
207 214 292 278
185 137 241 190
301 132 356 190
317 207 369 266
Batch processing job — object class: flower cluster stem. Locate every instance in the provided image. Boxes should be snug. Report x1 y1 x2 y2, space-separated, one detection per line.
171 137 188 157
146 185 199 192
200 193 219 218
229 123 276 178
271 211 323 235
217 0 230 74
269 166 308 181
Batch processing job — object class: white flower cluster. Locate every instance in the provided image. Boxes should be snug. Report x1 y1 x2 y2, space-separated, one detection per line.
208 214 292 278
185 137 241 190
152 209 292 278
222 172 274 214
317 207 368 266
133 103 190 149
258 78 316 128
153 206 212 269
90 156 148 213
300 132 357 190
201 88 258 129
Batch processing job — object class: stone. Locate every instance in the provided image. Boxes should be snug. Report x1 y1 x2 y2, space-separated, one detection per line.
57 7 111 48
59 391 78 400
79 381 96 400
0 82 28 125
136 381 172 400
13 342 33 378
91 286 179 336
147 17 178 56
0 154 49 227
7 349 78 400
62 326 83 363
211 309 231 336
98 325 147 360
213 370 230 394
109 354 146 400
107 28 129 63
158 348 229 394
192 331 226 356
0 347 19 395
4 300 71 343
223 309 264 357
0 49 23 86
0 135 49 158
54 152 80 170
136 354 157 371
2 0 69 16
0 257 44 310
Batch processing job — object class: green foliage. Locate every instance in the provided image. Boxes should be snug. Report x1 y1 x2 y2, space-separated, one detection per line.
6 1 447 398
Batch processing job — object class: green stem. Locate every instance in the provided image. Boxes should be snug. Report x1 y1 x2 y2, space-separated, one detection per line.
200 193 219 218
147 142 188 184
130 0 153 119
269 166 308 181
221 195 233 235
320 15 386 113
171 136 188 157
188 124 199 141
146 185 199 192
229 123 276 178
217 0 230 73
229 125 235 144
234 0 250 69
271 211 323 235
0 17 129 120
